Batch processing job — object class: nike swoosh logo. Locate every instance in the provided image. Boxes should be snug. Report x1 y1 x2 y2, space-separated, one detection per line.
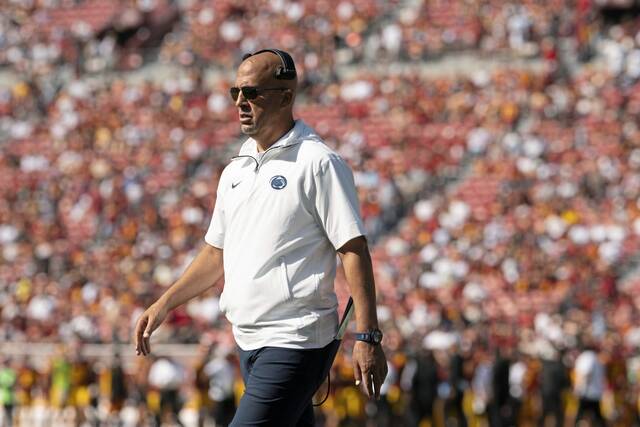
231 181 241 189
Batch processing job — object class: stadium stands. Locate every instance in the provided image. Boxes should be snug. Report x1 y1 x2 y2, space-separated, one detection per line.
4 0 640 426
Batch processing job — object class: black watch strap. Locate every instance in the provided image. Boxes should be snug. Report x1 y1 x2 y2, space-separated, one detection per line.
355 328 383 345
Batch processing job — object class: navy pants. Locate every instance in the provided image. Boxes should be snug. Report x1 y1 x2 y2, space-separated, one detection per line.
230 339 340 427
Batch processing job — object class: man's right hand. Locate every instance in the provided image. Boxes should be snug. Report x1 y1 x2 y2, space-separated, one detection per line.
134 302 169 356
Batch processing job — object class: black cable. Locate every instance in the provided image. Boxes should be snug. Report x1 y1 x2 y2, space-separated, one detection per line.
313 298 354 407
312 372 330 407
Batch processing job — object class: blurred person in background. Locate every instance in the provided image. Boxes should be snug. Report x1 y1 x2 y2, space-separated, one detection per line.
539 346 569 427
624 349 640 426
193 345 213 427
402 348 438 426
472 346 493 424
573 339 606 426
0 357 16 427
128 355 154 426
109 352 128 417
202 347 236 427
48 347 71 411
68 350 96 426
445 343 469 427
147 355 185 426
507 350 527 427
14 357 36 411
602 336 631 425
134 48 387 426
490 346 513 427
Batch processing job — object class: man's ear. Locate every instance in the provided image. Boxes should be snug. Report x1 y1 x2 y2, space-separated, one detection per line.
281 90 293 107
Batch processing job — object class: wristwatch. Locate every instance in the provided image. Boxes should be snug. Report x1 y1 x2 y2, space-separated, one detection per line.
355 328 383 345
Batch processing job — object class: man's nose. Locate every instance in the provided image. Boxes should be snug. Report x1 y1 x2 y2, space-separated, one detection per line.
235 92 247 108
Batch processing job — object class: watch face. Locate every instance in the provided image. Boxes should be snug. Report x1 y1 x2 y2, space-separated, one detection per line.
372 329 383 344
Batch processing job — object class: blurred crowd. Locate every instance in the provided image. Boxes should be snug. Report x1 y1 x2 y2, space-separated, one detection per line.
1 0 598 78
4 0 640 426
0 338 638 426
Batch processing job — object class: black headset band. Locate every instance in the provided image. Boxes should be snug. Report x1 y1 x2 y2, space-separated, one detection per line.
241 48 297 80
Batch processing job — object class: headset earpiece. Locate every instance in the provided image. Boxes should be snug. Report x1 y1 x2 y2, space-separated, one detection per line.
241 48 297 80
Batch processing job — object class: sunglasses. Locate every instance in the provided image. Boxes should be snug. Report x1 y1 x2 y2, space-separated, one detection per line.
229 86 289 101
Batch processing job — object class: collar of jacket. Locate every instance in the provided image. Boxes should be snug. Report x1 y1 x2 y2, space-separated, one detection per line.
237 119 307 157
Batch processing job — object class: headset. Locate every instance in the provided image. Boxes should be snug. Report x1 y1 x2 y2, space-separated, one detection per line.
241 48 297 80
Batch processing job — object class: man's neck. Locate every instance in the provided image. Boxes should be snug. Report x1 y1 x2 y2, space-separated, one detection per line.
255 119 295 152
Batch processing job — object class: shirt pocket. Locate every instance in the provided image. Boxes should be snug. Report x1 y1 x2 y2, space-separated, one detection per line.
279 257 293 301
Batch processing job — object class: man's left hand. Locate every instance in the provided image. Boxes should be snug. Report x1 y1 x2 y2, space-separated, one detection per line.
352 340 388 399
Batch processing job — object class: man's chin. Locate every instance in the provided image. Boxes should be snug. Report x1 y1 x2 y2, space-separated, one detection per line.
240 124 258 135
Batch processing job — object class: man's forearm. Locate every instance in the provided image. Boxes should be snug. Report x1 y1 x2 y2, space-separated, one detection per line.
339 237 379 331
157 243 224 311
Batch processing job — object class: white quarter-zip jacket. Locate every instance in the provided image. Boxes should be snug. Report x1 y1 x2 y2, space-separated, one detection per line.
204 120 366 350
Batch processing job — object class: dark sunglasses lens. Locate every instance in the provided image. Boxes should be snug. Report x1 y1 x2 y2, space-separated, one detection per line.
242 87 258 99
230 87 259 101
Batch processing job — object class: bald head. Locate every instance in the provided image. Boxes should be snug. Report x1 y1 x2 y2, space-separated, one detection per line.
238 51 298 93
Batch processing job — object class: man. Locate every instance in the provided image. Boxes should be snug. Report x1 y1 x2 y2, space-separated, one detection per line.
133 49 387 426
202 348 236 427
446 344 468 427
0 357 16 427
405 348 438 426
490 347 512 427
573 341 606 426
539 346 568 427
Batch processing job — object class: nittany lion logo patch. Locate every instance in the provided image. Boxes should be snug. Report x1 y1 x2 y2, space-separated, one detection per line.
270 175 287 190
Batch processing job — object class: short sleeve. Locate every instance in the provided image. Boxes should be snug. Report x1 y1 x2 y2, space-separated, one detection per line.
204 178 226 249
313 154 366 249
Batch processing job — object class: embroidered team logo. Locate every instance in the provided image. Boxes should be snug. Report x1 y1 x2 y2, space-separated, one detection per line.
270 175 287 190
